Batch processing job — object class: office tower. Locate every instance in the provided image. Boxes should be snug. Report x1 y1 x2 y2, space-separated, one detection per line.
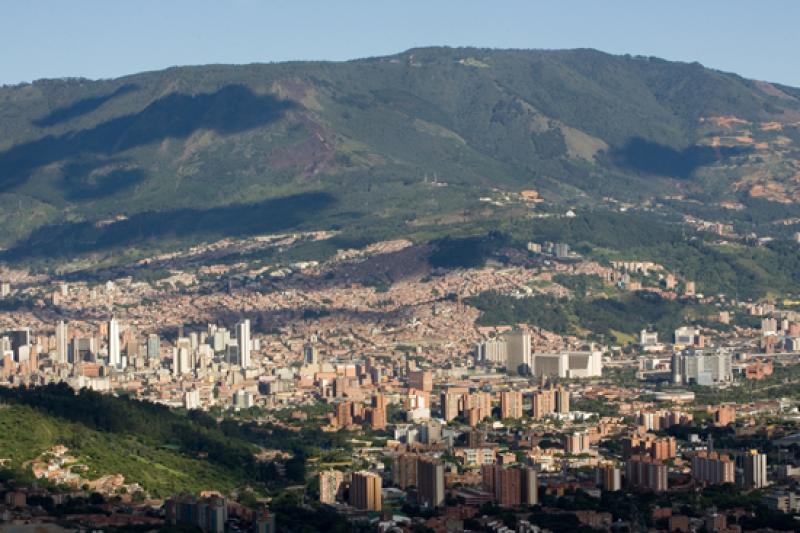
671 352 682 384
147 333 160 359
417 457 445 508
55 321 69 364
7 328 31 362
303 343 318 366
174 337 191 376
741 450 768 489
236 319 251 369
108 318 121 368
349 471 381 511
319 470 344 504
501 390 523 419
505 329 532 375
212 328 229 352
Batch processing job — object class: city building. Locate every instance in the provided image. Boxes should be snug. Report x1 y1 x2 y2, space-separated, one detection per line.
236 319 251 369
417 457 445 508
350 471 382 511
505 329 532 375
500 390 523 419
532 350 603 378
319 470 344 504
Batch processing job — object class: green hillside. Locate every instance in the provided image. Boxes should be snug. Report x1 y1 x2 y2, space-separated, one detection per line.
1 47 799 263
0 403 245 496
0 384 258 497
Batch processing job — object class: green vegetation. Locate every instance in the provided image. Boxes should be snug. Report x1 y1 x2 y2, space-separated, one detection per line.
467 290 714 341
0 384 349 498
0 404 243 496
0 47 799 286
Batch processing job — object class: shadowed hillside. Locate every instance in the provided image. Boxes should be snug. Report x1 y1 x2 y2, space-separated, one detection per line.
0 47 798 259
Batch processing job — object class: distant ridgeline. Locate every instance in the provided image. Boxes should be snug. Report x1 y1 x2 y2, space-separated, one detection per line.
0 47 799 295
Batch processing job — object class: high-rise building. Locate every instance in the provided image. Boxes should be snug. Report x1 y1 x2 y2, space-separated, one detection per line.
476 338 507 365
55 321 69 364
672 351 733 386
531 389 555 420
393 453 419 489
505 329 532 375
350 471 382 511
147 333 160 359
417 457 445 508
522 467 538 506
554 386 570 413
236 319 251 369
303 344 318 366
597 464 622 491
625 455 667 492
108 318 121 368
174 337 191 376
319 470 344 504
501 390 523 419
441 388 468 421
741 450 768 489
483 465 538 507
408 370 433 392
691 452 735 485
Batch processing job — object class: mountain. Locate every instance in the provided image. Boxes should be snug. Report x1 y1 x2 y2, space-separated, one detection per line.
1 47 799 263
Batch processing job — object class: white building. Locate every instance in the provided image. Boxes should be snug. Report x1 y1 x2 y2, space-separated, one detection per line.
55 321 69 364
505 329 532 375
108 318 121 369
673 350 733 386
476 338 507 364
532 350 603 379
236 319 251 369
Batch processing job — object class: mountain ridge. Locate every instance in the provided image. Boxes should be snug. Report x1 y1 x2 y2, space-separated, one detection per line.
0 46 799 265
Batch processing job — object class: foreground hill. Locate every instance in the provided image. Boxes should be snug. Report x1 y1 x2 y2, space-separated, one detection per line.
1 47 799 262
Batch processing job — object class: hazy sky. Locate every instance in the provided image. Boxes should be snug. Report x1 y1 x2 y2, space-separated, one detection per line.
2 1 799 86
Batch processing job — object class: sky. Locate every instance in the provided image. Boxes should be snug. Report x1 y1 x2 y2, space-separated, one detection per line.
2 1 799 87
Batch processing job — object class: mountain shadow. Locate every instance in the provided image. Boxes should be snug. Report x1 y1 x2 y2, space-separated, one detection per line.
609 137 752 179
32 83 139 127
60 158 147 200
0 85 296 189
2 191 335 260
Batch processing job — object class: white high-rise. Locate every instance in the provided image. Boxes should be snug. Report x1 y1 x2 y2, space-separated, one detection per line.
55 321 69 364
505 329 532 375
108 317 121 368
174 337 191 376
237 319 251 369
